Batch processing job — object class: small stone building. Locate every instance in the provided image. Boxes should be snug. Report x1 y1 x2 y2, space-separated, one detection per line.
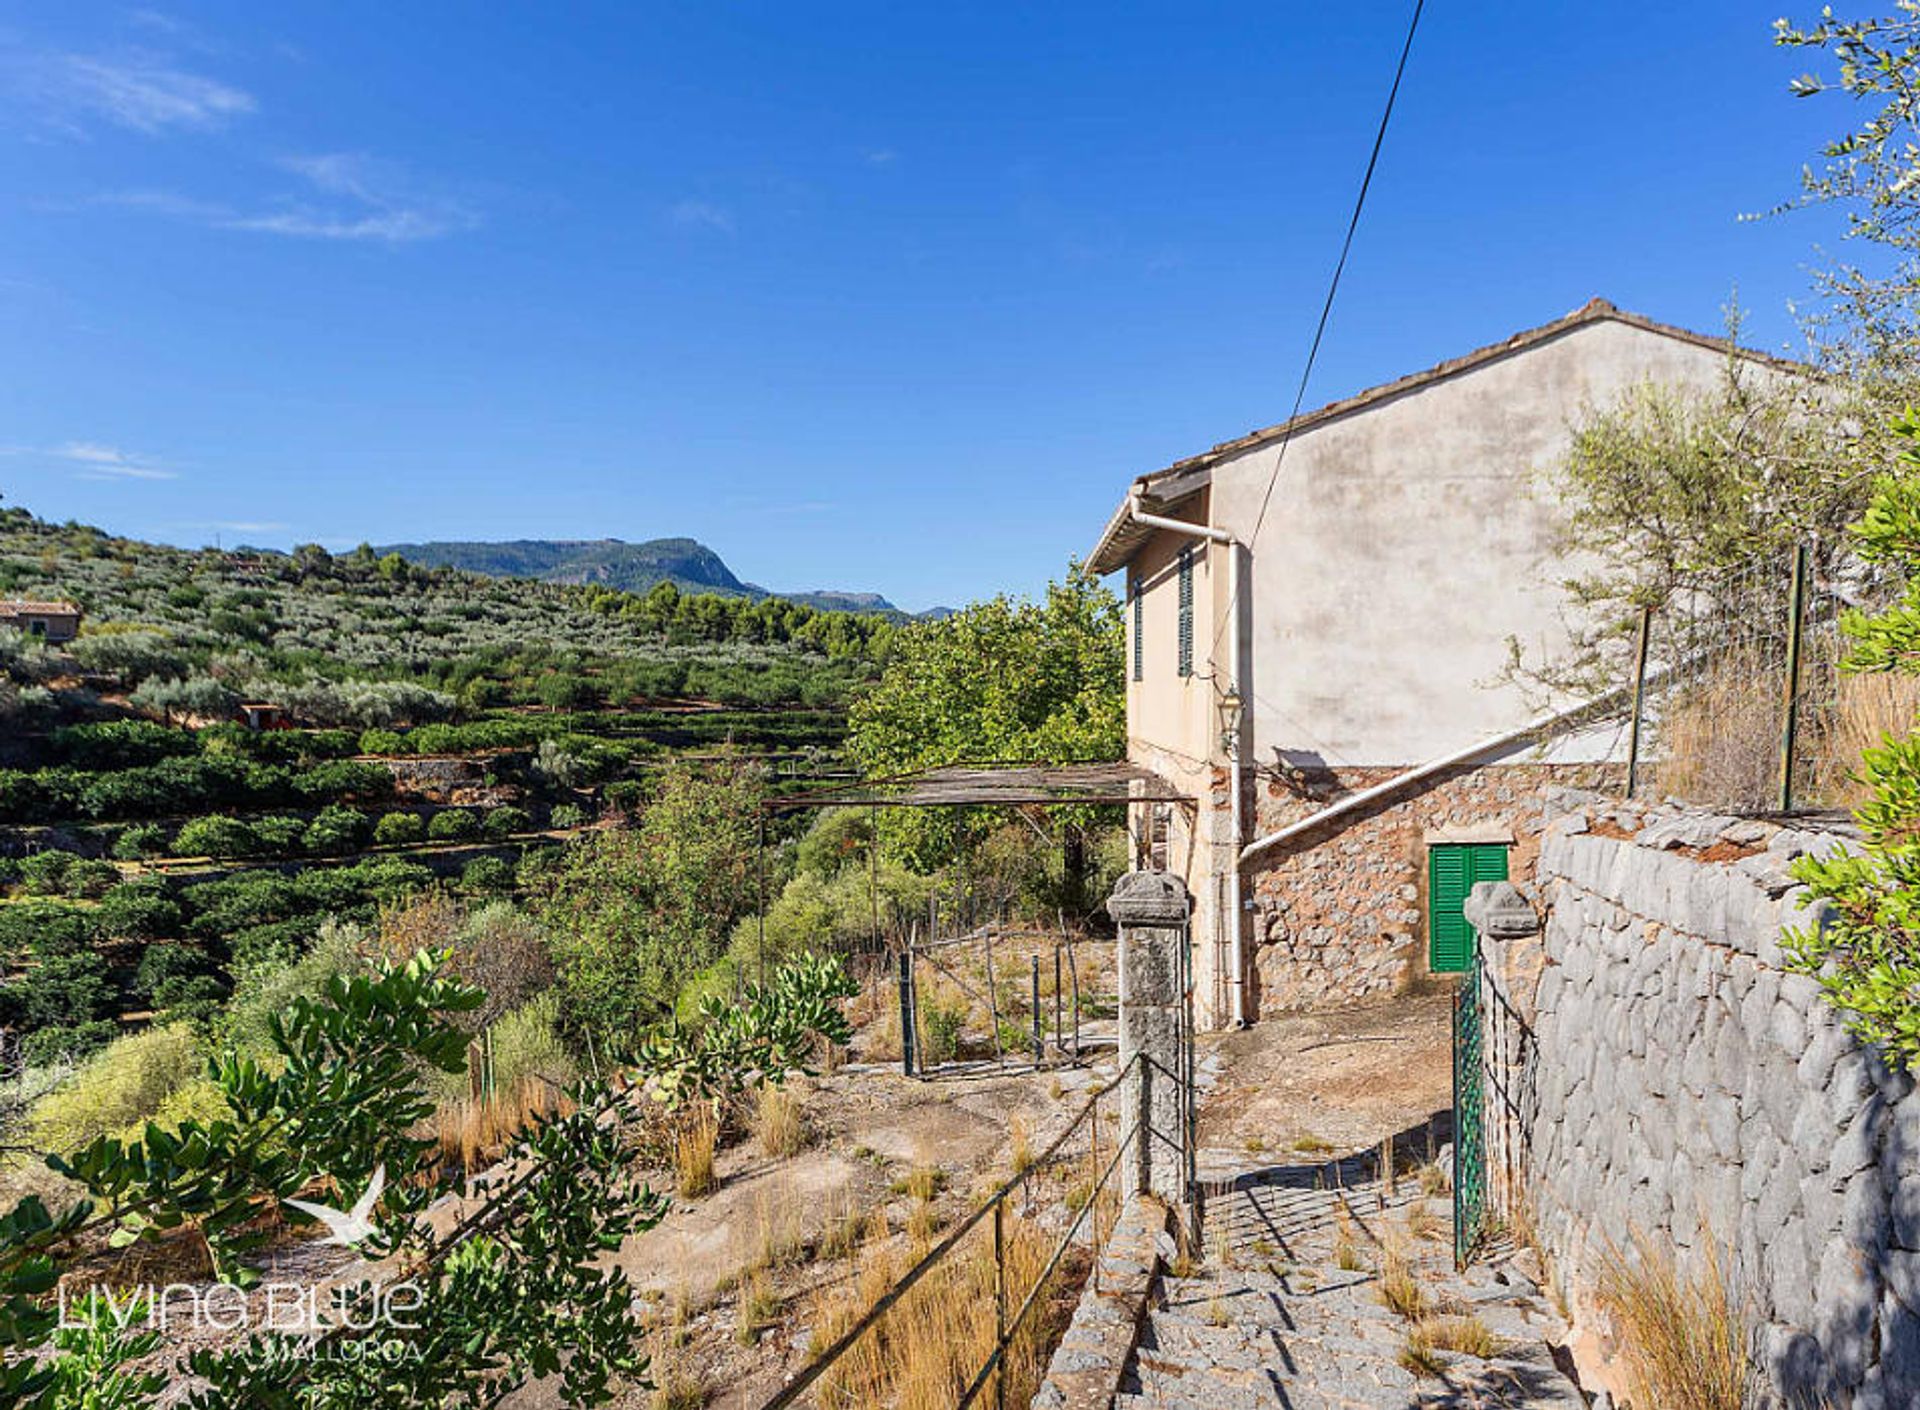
0 599 81 644
1085 299 1801 1029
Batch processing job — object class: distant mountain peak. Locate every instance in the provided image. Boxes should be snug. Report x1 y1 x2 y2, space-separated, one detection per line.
374 535 919 615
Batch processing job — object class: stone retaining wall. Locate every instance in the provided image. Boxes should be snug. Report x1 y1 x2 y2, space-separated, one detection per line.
1487 799 1919 1408
1030 1194 1168 1410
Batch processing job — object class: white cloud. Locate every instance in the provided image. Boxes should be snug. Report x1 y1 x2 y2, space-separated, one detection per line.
11 49 254 136
228 152 475 243
864 148 898 166
48 441 177 480
93 153 477 244
669 198 734 234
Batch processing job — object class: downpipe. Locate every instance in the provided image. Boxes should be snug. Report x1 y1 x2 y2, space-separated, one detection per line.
1127 495 1249 1028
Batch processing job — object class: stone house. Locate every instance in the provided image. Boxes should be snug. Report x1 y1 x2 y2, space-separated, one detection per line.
1085 298 1801 1029
0 599 81 644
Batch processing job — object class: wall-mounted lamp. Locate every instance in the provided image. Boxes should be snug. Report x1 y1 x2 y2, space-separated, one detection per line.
1218 687 1244 758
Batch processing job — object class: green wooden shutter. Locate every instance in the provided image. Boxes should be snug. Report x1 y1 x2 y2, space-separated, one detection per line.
1131 576 1143 682
1427 843 1509 973
1176 548 1194 678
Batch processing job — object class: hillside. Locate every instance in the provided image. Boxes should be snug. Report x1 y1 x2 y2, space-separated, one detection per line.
376 534 913 614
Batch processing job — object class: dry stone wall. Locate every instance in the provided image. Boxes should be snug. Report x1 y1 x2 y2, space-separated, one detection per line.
1489 800 1919 1408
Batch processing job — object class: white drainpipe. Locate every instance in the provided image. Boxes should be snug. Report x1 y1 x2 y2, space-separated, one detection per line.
1127 495 1249 1028
1238 685 1630 865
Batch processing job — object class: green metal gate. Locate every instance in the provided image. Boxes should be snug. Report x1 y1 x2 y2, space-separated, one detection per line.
1452 952 1486 1269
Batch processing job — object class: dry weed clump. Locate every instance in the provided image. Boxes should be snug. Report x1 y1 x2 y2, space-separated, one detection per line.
755 1081 807 1159
433 1076 569 1176
1597 1231 1750 1410
1376 1242 1430 1322
808 1208 1069 1410
675 1105 720 1198
1654 651 1786 811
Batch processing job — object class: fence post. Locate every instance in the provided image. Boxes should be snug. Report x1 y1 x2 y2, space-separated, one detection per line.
1030 955 1043 1064
1108 870 1191 1204
1625 604 1652 799
1779 542 1810 814
898 946 916 1078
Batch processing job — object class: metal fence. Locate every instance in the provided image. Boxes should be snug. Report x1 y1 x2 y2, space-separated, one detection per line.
1626 543 1905 814
756 1052 1146 1410
893 923 1117 1079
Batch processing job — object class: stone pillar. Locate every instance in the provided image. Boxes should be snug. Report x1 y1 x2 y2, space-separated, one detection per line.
1108 870 1190 1204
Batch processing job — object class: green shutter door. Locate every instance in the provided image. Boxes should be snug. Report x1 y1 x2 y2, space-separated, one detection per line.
1427 843 1508 973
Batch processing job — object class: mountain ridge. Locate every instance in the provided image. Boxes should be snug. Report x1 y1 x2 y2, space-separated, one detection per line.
375 536 935 617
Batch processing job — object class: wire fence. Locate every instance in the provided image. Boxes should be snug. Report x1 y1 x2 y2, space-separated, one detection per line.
1629 543 1911 814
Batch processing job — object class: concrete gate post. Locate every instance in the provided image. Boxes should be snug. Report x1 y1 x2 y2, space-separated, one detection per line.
1107 870 1190 1204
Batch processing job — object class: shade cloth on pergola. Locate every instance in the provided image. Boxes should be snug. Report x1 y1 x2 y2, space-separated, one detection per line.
765 760 1192 812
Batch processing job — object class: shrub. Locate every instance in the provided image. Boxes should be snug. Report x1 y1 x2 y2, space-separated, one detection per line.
461 856 515 894
61 859 120 900
483 805 531 840
92 883 181 940
27 1024 217 1154
111 823 167 861
429 809 480 843
172 815 258 859
375 811 425 846
2 951 115 1039
216 918 363 1059
303 805 371 856
16 850 74 896
359 728 405 755
0 903 91 961
251 814 307 854
53 719 196 769
23 1020 121 1066
549 802 587 829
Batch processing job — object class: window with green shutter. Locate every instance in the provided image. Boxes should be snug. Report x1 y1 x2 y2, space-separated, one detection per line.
1131 575 1143 682
1427 843 1509 973
1176 548 1193 678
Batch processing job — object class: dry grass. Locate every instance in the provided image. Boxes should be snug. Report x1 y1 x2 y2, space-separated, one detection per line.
1655 651 1786 811
754 1081 807 1160
1597 1231 1750 1410
1007 1116 1035 1177
1333 1201 1364 1273
735 1269 779 1347
674 1105 720 1199
1416 1159 1451 1198
1292 1134 1335 1155
808 1207 1070 1410
1376 1244 1430 1322
649 1349 705 1410
1812 670 1920 806
1416 1313 1498 1358
1404 1203 1443 1243
432 1076 567 1176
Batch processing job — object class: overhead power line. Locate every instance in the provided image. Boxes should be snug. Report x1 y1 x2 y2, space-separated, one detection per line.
1205 0 1426 674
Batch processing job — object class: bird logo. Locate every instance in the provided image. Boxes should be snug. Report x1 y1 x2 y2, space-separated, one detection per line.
285 1165 387 1249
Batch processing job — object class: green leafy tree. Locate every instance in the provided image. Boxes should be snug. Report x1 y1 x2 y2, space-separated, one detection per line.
535 761 766 1037
846 565 1123 874
1789 412 1920 1064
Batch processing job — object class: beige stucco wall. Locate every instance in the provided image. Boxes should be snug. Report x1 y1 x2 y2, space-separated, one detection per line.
1203 316 1743 768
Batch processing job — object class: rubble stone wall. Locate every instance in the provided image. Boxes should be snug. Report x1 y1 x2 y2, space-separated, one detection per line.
1244 761 1618 1013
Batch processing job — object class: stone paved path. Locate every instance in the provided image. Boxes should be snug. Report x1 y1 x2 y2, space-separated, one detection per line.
1116 1148 1590 1409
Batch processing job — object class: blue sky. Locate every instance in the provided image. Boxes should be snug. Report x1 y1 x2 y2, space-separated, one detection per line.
0 3 1865 611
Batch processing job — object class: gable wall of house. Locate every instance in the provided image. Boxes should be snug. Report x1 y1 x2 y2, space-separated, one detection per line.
1204 316 1745 768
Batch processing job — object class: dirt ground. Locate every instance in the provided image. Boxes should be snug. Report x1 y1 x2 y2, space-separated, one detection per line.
505 1058 1090 1409
1196 988 1455 1158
